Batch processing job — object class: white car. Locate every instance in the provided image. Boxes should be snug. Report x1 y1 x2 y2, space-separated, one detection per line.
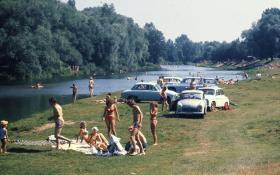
175 90 207 118
199 86 230 111
121 82 177 104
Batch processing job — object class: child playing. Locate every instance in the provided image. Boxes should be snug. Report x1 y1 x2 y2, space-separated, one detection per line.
150 102 158 145
76 121 88 143
0 120 8 153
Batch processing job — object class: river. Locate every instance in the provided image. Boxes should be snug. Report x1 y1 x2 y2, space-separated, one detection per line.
0 65 243 121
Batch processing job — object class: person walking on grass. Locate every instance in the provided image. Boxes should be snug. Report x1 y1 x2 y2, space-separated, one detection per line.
160 86 169 111
150 102 158 145
49 97 71 150
126 99 145 156
70 82 78 103
0 120 8 153
102 98 120 137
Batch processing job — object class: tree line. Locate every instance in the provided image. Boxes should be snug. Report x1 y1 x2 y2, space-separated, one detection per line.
0 0 279 81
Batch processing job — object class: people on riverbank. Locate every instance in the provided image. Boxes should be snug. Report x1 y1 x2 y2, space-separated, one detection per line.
102 98 120 137
160 86 169 111
0 120 8 153
126 99 145 156
49 97 71 150
70 82 78 103
150 102 158 145
89 77 94 97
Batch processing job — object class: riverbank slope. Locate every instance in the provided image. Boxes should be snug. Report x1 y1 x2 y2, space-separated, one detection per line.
0 68 280 174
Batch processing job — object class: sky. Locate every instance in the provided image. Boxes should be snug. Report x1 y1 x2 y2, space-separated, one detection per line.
61 0 280 42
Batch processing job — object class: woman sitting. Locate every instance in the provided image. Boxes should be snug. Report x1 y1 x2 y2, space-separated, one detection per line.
87 127 108 152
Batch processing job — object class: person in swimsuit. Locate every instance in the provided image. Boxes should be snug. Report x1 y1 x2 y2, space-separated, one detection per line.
150 102 158 145
76 121 88 143
70 82 78 103
160 86 169 111
102 98 120 137
126 99 144 156
89 77 94 97
0 120 8 153
49 97 71 149
87 127 108 152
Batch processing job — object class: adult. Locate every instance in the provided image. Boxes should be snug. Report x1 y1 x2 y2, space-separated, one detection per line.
126 99 144 155
160 86 169 111
89 77 94 97
49 97 71 149
70 82 78 103
150 102 158 145
0 120 8 153
87 127 108 152
190 78 196 90
102 98 120 137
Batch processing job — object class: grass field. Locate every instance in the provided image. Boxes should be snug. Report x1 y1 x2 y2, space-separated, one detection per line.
0 68 279 175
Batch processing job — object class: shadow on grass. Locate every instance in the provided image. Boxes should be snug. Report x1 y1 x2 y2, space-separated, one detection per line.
8 147 51 154
161 113 204 119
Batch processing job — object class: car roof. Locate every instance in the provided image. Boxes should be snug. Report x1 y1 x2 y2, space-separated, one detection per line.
163 76 182 80
199 86 221 90
134 81 157 85
181 90 204 94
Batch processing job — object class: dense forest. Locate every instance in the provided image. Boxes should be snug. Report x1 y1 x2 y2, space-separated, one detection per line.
0 0 279 81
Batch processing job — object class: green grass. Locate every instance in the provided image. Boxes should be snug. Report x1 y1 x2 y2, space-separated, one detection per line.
1 69 280 175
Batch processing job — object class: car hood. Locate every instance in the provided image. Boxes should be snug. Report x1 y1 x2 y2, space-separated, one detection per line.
178 99 203 107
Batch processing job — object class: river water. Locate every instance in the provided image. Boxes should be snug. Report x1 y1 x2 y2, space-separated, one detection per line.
0 65 242 121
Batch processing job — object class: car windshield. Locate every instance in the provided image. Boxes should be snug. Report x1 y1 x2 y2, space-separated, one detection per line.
180 93 202 100
200 89 215 95
182 78 201 84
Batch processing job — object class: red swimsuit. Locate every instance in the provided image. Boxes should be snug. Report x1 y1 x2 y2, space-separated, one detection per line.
106 107 115 121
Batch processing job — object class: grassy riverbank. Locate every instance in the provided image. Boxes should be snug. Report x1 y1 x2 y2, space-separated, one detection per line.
1 68 280 175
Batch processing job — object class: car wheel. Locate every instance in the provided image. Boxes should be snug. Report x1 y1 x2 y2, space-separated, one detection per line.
167 96 171 105
128 96 139 103
210 101 216 111
223 102 229 110
199 113 205 119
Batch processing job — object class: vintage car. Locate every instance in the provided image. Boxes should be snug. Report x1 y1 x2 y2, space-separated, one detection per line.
166 77 218 93
121 82 177 104
198 86 230 111
172 90 207 118
162 76 182 85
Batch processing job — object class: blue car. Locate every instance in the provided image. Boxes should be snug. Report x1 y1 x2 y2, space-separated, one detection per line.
121 82 177 104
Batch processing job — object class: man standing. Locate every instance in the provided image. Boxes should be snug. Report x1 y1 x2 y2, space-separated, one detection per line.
49 97 71 149
126 99 145 155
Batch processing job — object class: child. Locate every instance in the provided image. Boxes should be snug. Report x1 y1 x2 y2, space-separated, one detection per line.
0 120 8 153
76 121 88 143
150 102 158 145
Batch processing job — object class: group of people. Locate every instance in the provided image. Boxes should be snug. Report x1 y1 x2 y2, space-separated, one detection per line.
69 77 95 103
49 92 159 156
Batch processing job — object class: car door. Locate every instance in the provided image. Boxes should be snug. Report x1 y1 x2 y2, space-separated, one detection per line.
146 85 161 101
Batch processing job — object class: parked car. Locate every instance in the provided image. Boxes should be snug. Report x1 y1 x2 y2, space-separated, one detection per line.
121 82 177 104
171 90 207 118
162 76 182 85
166 77 218 93
198 86 230 111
